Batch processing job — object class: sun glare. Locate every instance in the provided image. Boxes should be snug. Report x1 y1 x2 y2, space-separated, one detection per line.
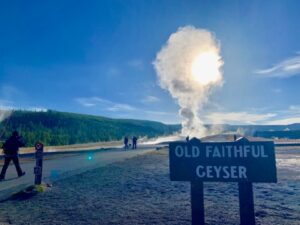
191 51 221 85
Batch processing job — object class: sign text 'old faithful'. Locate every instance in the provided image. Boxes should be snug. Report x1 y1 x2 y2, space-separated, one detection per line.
169 141 277 182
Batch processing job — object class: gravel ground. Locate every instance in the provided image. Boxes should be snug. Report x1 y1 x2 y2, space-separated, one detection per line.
0 149 299 225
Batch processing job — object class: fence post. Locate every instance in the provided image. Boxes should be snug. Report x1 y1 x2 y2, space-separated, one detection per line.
34 142 44 185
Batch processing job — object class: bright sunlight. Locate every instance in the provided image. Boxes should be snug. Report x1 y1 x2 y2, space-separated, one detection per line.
191 51 222 85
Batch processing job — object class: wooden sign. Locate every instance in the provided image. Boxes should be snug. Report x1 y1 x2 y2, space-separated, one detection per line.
170 140 277 182
169 137 277 225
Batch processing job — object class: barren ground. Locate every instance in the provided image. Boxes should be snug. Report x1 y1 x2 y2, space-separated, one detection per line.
0 147 299 225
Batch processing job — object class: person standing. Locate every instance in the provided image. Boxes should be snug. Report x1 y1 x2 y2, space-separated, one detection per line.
132 136 138 149
0 131 26 181
124 136 129 150
186 136 189 142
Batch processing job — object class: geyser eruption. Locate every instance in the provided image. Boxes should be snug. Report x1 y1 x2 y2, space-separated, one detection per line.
154 26 224 137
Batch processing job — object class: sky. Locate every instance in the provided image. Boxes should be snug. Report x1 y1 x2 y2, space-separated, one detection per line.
0 0 300 125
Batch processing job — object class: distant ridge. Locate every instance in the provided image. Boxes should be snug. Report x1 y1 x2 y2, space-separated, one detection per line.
1 110 299 147
0 110 180 147
205 123 300 132
205 124 300 139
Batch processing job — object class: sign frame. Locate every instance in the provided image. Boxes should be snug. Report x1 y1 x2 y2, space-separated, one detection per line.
169 140 277 183
169 137 277 225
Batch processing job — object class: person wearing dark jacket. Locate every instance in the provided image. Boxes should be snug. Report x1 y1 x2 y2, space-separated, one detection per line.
124 136 129 150
132 136 138 149
0 131 26 181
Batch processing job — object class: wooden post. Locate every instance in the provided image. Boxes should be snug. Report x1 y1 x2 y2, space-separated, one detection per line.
236 137 256 225
238 182 255 225
34 142 44 185
191 181 205 225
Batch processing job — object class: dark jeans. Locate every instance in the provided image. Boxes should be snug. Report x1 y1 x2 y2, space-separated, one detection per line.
0 155 23 179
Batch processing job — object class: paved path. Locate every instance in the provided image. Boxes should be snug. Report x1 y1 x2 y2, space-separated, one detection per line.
0 145 156 201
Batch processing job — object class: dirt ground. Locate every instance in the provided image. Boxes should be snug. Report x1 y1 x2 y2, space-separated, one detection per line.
0 148 299 225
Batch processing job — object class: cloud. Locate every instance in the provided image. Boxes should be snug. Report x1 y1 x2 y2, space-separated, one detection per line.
141 95 160 103
255 53 300 78
107 103 135 112
288 105 300 113
127 59 144 70
144 110 173 116
0 99 14 109
109 109 180 124
265 105 300 125
205 111 276 125
76 96 300 125
0 109 13 123
266 117 300 125
75 96 181 123
75 97 135 112
27 107 48 112
143 110 180 124
76 97 100 107
0 84 28 111
0 85 20 99
205 105 300 125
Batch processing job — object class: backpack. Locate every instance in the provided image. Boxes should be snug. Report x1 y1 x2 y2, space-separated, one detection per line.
2 137 19 155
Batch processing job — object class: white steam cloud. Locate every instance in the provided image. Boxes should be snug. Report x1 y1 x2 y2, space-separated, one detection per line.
154 26 224 137
0 109 12 123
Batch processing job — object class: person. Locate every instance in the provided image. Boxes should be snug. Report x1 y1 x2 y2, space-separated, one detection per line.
132 136 138 149
0 131 26 181
124 136 129 150
186 136 189 142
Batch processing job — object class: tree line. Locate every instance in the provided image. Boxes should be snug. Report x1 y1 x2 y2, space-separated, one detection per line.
0 110 180 147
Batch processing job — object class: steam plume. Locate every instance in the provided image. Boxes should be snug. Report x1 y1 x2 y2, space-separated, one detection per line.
154 26 224 137
0 109 12 123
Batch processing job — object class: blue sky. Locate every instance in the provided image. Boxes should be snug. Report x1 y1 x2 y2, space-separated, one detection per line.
0 0 300 125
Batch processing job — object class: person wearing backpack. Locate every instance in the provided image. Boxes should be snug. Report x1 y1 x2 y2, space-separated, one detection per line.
0 131 26 181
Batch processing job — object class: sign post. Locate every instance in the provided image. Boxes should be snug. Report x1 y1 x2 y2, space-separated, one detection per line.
236 137 255 225
239 182 255 225
169 137 277 225
34 142 44 185
191 181 205 225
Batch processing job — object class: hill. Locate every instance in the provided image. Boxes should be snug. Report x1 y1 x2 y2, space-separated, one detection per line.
207 123 300 133
0 110 180 147
1 110 299 147
254 130 300 139
224 124 300 139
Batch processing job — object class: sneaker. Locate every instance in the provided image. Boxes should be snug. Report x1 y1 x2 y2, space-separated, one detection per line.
18 171 26 177
0 178 4 181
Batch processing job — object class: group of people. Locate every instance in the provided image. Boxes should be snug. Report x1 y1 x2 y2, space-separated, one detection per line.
123 136 138 150
0 131 140 181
